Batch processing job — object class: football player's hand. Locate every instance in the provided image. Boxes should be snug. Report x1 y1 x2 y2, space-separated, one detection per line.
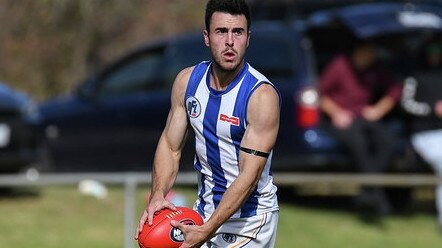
135 195 176 239
171 220 210 248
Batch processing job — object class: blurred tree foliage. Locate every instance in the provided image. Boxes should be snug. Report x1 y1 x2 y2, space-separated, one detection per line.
0 0 206 100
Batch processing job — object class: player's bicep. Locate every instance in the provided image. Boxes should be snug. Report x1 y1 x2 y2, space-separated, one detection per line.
239 84 280 175
161 106 188 153
159 67 193 152
242 83 280 153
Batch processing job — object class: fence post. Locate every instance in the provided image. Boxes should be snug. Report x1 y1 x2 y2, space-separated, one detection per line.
124 175 138 248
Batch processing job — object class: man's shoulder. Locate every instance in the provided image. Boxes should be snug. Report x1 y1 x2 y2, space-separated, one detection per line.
321 54 351 78
330 54 350 67
175 66 194 85
186 61 212 83
177 61 210 81
171 66 195 100
250 83 280 102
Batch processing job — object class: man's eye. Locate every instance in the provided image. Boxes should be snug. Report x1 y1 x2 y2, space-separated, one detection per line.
216 29 227 34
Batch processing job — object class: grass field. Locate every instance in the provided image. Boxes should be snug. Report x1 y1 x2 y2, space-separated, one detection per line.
0 185 441 248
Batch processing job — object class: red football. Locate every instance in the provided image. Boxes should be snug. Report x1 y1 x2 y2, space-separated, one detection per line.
138 207 204 248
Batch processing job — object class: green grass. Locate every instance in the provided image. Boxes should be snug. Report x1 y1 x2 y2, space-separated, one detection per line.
278 201 441 248
0 186 441 248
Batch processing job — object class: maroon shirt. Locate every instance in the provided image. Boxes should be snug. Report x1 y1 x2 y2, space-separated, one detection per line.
319 55 402 116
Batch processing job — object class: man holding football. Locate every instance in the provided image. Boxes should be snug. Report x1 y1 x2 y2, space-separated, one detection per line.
136 0 280 247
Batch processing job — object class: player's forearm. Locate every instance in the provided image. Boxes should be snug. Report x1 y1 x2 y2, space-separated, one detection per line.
151 166 178 198
202 171 260 234
150 138 181 197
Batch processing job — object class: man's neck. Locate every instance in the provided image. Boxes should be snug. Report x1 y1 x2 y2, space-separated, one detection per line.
210 61 245 91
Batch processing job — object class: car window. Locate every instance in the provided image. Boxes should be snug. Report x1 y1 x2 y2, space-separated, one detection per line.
164 38 211 85
247 35 296 80
98 48 166 97
372 32 442 77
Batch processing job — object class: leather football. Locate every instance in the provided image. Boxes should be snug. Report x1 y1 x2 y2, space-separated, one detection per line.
138 207 204 248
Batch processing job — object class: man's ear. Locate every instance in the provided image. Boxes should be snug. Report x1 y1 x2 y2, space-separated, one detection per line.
203 30 210 47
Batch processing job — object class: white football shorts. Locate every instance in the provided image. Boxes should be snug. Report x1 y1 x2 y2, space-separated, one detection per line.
201 210 279 248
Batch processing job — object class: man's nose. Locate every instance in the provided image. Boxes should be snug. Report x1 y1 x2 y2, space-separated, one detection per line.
226 32 234 47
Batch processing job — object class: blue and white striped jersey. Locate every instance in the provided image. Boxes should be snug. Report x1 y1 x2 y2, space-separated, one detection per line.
185 61 279 219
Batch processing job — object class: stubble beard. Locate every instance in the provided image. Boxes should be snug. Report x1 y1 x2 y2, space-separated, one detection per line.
211 49 244 74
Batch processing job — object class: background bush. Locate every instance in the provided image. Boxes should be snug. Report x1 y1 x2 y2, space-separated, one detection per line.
0 0 206 100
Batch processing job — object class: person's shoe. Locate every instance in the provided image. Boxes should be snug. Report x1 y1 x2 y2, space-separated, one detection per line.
354 191 377 213
354 188 392 220
371 188 392 216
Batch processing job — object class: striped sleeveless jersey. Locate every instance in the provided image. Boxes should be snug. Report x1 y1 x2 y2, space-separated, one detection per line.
185 61 279 219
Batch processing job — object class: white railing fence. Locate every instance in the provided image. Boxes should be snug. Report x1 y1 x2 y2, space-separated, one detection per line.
1 171 442 248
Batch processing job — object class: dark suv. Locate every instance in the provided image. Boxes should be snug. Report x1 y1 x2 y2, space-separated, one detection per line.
36 1 442 173
0 82 40 173
36 21 333 172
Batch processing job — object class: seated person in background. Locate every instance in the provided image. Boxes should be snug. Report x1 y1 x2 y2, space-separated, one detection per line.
319 41 402 215
402 39 442 231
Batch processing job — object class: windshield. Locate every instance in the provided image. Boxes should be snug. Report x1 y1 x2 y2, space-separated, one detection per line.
376 32 442 77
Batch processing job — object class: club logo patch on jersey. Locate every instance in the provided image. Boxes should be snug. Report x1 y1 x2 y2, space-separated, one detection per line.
186 96 201 118
170 219 196 242
222 233 237 244
219 114 240 126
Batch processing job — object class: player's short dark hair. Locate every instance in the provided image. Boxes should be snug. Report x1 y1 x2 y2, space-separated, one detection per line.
205 0 251 32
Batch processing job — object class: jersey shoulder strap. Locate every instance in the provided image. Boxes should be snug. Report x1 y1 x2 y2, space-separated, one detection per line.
185 61 210 98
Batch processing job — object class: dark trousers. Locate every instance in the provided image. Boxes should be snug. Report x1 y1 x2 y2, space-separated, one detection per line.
323 117 396 214
329 117 395 173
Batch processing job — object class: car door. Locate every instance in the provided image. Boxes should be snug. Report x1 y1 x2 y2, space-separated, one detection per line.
46 44 172 171
88 45 171 171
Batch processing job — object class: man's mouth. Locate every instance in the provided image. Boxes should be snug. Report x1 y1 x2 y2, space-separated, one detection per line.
223 50 236 60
